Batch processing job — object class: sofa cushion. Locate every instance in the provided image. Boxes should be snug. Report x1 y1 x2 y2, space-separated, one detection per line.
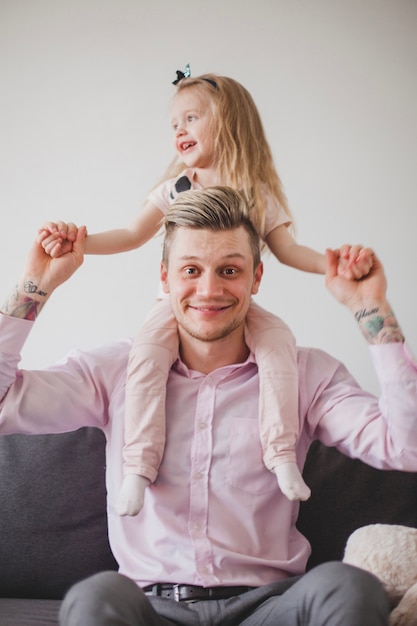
0 427 118 599
298 441 417 568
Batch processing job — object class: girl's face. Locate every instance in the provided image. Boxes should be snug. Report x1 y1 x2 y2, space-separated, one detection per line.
170 88 216 171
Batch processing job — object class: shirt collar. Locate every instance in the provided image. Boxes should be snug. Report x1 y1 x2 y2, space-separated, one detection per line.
173 351 256 379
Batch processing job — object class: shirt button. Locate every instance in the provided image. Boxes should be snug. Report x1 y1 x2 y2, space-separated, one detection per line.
199 422 207 429
194 472 203 480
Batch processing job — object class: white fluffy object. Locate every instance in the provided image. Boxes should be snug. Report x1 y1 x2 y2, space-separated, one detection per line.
343 524 417 626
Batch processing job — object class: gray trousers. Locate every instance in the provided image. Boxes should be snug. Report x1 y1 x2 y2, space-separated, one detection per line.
59 562 389 626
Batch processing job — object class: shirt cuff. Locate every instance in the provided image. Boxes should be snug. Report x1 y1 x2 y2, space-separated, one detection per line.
369 342 417 384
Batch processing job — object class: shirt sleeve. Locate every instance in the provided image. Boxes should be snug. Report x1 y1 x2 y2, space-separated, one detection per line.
147 179 175 215
262 192 292 240
0 314 32 402
301 343 417 471
0 313 130 435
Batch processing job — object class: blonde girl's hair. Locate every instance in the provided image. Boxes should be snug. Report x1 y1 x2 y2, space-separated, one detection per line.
159 73 293 236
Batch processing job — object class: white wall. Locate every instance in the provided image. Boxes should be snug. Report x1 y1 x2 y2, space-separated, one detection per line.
1 0 416 395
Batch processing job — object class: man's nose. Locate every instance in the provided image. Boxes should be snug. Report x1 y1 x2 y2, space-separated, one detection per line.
196 272 223 296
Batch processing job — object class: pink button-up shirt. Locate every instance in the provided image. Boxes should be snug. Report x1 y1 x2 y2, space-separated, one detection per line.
1 314 417 588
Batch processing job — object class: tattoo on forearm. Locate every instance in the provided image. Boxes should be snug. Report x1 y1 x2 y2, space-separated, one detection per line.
24 281 47 297
355 307 404 344
1 284 45 320
9 298 41 321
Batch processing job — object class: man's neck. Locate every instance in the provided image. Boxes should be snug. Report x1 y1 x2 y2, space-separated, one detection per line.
178 328 250 374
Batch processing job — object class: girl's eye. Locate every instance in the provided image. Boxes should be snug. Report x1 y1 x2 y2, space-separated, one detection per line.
187 114 196 122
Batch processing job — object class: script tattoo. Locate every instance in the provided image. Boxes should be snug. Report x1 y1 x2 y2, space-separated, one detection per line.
354 307 379 323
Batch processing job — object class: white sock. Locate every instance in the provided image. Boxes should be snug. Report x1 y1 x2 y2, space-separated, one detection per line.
116 474 150 516
274 462 311 501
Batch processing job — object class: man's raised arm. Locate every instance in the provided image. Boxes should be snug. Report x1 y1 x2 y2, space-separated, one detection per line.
1 223 86 321
325 247 404 345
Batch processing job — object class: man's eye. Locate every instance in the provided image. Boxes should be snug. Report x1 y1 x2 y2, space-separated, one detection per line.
185 268 197 275
223 268 237 276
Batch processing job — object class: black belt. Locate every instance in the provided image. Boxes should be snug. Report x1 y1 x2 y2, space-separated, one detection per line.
143 583 255 602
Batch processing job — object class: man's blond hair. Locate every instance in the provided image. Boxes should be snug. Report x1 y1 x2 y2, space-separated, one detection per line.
162 186 261 268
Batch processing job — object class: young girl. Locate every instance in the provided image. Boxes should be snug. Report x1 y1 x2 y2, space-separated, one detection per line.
41 67 371 516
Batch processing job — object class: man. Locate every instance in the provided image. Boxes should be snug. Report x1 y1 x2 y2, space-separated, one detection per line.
1 186 416 626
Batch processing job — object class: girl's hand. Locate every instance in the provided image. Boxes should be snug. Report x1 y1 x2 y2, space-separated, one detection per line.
37 221 80 258
336 244 374 280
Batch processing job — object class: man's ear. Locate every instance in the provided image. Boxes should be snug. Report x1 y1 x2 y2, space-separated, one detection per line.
160 262 169 293
251 262 263 295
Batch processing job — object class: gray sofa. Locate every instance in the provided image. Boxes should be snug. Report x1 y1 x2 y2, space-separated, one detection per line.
1 427 417 626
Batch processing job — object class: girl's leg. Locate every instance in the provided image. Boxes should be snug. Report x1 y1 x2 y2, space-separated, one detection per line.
117 300 179 516
245 302 310 501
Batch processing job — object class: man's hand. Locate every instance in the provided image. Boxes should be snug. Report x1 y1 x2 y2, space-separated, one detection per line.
326 246 403 344
38 221 79 258
1 224 86 320
336 244 374 280
30 222 86 291
325 246 386 310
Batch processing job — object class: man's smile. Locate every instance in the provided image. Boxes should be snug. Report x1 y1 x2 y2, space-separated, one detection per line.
187 303 233 313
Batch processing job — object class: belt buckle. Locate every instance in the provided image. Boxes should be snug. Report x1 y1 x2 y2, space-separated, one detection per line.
173 584 182 602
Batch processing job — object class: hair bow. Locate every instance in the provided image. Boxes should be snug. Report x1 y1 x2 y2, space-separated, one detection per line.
172 63 191 85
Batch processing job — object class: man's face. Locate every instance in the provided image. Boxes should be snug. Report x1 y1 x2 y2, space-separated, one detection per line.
160 226 263 344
